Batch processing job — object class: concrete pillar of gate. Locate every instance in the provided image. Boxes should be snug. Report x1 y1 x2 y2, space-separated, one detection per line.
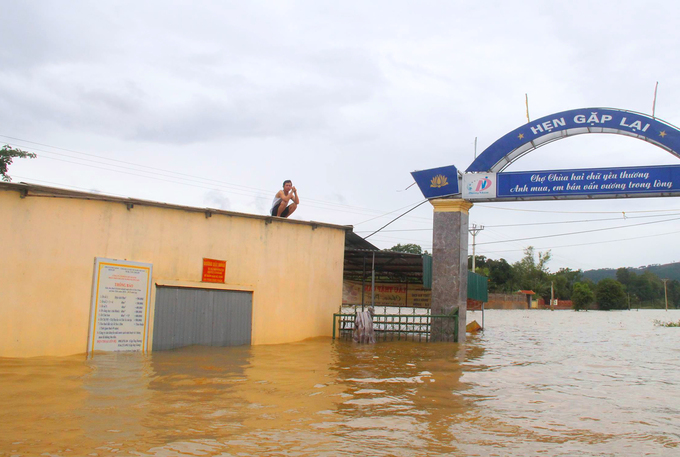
430 198 473 342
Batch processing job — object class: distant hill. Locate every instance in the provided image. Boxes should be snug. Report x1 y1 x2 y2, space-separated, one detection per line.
582 262 680 283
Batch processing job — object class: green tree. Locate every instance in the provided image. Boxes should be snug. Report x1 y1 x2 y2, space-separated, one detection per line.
552 267 582 300
595 278 626 310
668 280 680 309
468 254 487 271
642 271 663 302
616 267 634 286
387 243 422 254
1 145 36 182
623 270 663 305
487 258 515 292
466 255 516 292
572 282 594 311
514 246 552 302
467 255 491 276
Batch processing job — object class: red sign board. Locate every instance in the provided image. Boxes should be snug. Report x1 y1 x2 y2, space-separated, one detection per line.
202 258 226 283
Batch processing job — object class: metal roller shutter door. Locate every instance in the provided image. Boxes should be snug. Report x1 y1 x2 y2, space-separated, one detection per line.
152 287 252 351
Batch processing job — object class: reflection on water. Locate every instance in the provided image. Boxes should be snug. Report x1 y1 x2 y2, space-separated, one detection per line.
1 310 679 456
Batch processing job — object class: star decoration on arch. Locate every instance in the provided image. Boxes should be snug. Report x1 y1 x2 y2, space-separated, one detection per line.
660 131 667 138
518 133 524 140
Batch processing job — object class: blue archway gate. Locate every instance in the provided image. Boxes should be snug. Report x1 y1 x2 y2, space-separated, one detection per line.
410 107 680 342
412 107 680 203
461 108 680 202
468 107 680 173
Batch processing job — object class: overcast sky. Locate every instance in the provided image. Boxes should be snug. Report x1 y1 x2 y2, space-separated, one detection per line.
3 0 680 272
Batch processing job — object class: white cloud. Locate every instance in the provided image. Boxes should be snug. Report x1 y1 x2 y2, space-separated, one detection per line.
204 190 231 210
3 0 680 269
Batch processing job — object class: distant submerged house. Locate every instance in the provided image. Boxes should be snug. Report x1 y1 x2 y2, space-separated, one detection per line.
517 290 537 308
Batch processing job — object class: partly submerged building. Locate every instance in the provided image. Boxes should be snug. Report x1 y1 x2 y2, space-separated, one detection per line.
1 182 349 358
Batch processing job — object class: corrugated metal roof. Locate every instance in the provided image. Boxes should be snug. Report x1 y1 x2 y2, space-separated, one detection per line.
345 250 489 301
345 231 379 250
343 249 424 283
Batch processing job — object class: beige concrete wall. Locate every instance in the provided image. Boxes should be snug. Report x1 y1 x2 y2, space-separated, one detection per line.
0 187 346 357
486 293 528 310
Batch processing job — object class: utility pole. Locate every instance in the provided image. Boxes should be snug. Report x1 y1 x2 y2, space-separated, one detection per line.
469 224 484 273
662 278 669 311
550 281 554 311
371 251 376 309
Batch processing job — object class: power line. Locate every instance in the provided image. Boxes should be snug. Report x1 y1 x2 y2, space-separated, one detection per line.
483 226 529 252
355 228 431 233
11 175 131 198
32 155 273 200
8 133 679 231
483 213 680 227
8 148 433 223
469 224 485 272
17 174 432 238
2 134 428 219
367 214 680 251
16 166 432 230
353 200 432 225
478 229 679 254
365 232 430 242
29 151 388 215
476 203 680 214
19 160 406 218
354 211 680 233
402 221 680 267
351 207 680 254
399 227 680 267
364 200 429 239
477 216 680 245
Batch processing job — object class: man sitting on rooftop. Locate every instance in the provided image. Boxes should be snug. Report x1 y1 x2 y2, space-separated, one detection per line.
271 180 299 218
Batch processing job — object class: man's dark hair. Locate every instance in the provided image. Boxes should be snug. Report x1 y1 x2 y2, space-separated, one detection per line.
283 180 292 187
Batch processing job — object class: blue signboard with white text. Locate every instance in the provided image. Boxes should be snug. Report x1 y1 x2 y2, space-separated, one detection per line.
467 108 680 173
495 165 680 200
415 107 680 202
411 165 459 199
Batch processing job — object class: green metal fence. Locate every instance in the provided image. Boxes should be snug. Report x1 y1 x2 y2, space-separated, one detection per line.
333 308 458 342
468 271 488 302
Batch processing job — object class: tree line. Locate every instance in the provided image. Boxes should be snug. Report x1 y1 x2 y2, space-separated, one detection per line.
468 247 680 310
388 243 680 310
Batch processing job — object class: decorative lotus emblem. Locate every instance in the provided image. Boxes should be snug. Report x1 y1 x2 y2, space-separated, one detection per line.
430 174 449 188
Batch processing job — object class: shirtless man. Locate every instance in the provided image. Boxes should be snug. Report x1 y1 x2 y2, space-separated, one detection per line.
271 180 299 217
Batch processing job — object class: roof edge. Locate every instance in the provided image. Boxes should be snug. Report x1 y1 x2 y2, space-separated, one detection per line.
0 181 353 232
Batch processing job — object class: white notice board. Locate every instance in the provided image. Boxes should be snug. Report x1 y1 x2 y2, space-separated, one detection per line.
88 257 153 354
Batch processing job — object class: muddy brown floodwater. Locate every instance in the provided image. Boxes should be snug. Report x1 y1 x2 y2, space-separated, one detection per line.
1 309 679 456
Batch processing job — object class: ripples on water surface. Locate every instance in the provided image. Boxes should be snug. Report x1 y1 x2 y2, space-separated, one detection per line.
1 310 679 456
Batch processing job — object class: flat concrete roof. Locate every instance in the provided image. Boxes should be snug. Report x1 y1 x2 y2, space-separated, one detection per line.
0 181 353 232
